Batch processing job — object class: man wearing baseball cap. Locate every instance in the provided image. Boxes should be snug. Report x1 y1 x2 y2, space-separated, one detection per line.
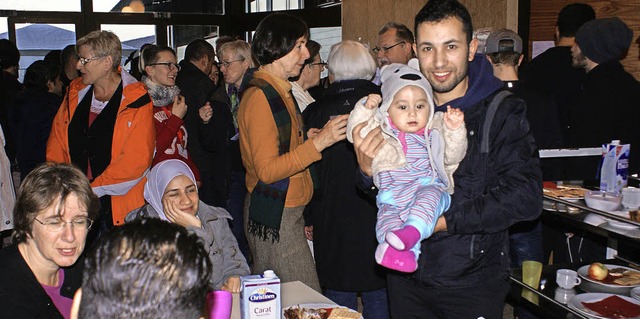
568 17 640 175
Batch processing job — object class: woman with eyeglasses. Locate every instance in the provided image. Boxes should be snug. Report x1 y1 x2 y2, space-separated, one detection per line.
209 39 255 262
238 13 348 292
289 39 323 113
0 163 99 318
47 30 155 233
139 45 203 183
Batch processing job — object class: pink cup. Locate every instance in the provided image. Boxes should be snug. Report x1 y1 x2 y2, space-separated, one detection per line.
206 290 232 319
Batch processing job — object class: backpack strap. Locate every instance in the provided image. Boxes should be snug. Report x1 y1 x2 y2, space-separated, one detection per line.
481 90 513 154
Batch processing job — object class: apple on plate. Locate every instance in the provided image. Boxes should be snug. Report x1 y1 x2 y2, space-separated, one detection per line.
588 262 609 280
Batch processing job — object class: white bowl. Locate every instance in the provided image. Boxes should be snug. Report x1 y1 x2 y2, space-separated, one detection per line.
584 191 622 211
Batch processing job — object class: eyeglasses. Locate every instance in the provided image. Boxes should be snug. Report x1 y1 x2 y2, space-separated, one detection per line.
219 58 245 68
34 216 93 232
78 56 104 65
148 62 181 71
372 41 406 54
310 60 327 69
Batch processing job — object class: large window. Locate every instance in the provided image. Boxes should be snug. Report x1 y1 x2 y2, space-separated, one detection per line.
13 23 76 81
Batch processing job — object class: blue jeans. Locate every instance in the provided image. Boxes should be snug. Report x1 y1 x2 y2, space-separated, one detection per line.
323 288 389 319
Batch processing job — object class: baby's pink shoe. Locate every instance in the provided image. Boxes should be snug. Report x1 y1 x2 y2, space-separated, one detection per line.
385 225 421 251
375 243 417 273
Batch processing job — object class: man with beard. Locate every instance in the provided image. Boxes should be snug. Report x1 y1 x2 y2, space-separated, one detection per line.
567 17 640 175
372 22 416 84
352 0 542 317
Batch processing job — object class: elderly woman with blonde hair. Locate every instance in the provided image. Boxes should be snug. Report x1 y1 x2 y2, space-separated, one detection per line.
302 40 389 318
47 30 154 232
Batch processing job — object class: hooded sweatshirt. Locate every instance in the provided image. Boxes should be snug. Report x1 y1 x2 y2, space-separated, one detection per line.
434 54 503 112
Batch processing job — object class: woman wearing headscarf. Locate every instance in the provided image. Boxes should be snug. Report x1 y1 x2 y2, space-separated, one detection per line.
47 30 155 231
238 12 348 291
302 40 388 317
126 159 249 292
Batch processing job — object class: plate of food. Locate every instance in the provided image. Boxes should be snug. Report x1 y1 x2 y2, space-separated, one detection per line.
283 303 362 319
568 293 640 319
543 185 588 214
578 263 640 294
543 185 589 200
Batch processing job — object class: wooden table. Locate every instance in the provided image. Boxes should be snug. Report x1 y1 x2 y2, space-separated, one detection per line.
230 281 336 319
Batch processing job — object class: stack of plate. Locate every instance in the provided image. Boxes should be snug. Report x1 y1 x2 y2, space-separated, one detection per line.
632 287 640 301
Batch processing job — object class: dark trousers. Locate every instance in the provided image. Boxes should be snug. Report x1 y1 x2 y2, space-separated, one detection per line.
387 274 509 319
227 170 250 261
324 288 389 319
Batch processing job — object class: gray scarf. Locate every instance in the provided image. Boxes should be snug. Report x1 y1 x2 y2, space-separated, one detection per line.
142 76 181 107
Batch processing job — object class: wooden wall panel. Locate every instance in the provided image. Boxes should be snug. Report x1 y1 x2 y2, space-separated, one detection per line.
529 0 640 80
342 0 425 46
342 0 516 52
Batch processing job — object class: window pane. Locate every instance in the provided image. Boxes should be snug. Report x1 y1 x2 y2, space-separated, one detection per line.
94 0 223 14
0 18 7 39
248 0 268 13
15 23 77 81
101 24 156 69
168 25 218 62
272 0 286 11
272 0 300 11
310 26 341 78
0 0 80 11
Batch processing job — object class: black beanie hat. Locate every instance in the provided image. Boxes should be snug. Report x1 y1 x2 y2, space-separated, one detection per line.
575 17 633 64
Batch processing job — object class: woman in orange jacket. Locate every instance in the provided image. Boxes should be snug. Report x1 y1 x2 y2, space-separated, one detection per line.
47 30 155 230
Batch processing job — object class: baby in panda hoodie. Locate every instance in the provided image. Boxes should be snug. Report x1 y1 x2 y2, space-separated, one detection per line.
346 63 467 272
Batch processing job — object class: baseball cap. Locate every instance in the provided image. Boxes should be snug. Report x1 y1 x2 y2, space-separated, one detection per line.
484 29 523 54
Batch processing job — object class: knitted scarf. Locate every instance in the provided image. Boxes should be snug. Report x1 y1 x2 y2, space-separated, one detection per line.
247 77 293 243
142 76 181 106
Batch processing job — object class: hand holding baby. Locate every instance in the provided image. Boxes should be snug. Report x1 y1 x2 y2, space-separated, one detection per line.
443 105 464 130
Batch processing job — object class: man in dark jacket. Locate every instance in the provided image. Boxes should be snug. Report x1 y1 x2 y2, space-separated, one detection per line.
520 3 595 141
353 0 542 317
0 39 23 166
567 17 640 176
176 39 233 207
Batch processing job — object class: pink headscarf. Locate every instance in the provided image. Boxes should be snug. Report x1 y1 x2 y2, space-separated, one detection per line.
143 159 197 221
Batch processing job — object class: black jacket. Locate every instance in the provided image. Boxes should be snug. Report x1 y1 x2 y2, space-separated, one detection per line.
0 245 83 318
176 60 234 206
520 46 586 136
567 61 640 176
303 79 386 291
12 90 61 176
361 57 542 289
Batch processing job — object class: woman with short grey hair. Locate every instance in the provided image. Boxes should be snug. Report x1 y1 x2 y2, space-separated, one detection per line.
302 40 389 318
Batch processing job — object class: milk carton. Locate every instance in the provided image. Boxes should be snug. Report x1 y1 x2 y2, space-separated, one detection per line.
600 140 630 194
240 270 281 319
